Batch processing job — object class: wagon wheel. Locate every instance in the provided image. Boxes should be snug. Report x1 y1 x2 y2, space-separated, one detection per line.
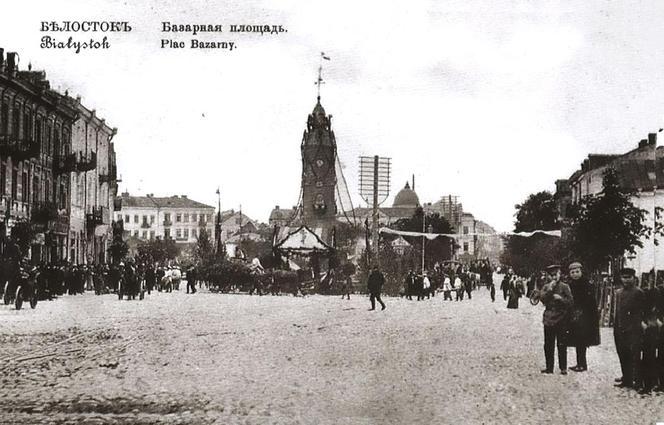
14 286 23 310
529 290 540 306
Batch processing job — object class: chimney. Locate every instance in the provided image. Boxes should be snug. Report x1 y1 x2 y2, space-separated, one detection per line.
275 205 280 210
7 52 17 76
639 139 648 148
76 95 81 103
412 174 415 191
181 195 187 199
648 133 657 146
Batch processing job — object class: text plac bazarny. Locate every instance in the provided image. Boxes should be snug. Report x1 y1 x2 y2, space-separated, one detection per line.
160 22 287 51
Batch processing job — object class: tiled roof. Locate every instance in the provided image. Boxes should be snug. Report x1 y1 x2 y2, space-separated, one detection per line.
121 194 214 209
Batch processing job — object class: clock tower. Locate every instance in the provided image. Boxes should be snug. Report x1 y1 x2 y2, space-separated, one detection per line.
300 97 337 239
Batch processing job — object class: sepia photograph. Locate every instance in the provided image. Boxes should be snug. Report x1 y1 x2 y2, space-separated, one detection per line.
1 0 664 423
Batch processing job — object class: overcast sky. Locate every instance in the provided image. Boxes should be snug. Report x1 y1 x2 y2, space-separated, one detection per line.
4 0 664 231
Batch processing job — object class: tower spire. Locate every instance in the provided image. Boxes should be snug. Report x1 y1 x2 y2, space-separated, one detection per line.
316 52 330 101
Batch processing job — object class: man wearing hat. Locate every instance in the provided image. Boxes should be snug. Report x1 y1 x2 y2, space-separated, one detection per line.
540 264 573 375
567 262 600 372
613 267 646 389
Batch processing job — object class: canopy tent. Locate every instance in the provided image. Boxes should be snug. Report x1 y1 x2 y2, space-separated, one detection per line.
378 227 561 240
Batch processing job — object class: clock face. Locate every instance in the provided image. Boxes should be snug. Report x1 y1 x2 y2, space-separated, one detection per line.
316 159 324 168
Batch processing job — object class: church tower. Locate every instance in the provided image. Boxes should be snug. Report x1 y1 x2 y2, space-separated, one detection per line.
300 97 337 238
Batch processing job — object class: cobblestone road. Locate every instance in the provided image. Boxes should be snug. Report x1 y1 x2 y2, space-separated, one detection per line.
0 279 662 424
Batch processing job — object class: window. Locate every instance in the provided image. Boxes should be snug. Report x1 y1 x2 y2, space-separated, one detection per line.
149 231 155 240
11 167 17 199
184 229 189 239
192 213 197 222
184 213 189 223
133 230 139 238
176 213 182 223
21 170 28 202
176 229 182 238
142 231 148 239
463 226 469 235
33 176 39 204
117 214 122 221
463 242 469 252
150 215 155 224
134 215 139 224
164 228 171 239
125 214 130 223
192 229 197 239
164 213 171 223
0 162 5 196
142 215 148 224
208 214 212 222
0 101 8 135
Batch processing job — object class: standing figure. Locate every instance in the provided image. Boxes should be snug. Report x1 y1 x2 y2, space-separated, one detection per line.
506 276 522 309
613 268 645 389
567 262 600 373
442 274 453 301
405 270 415 300
422 272 431 300
540 264 573 375
341 273 352 300
500 271 512 301
455 275 464 301
367 266 386 311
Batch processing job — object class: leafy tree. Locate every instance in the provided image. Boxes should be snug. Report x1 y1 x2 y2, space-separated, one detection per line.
389 207 454 270
137 236 180 265
514 191 560 232
569 167 650 273
501 191 562 275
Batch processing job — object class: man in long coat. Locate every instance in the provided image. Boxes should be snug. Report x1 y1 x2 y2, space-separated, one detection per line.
367 266 386 311
567 262 600 372
613 268 645 389
540 264 573 375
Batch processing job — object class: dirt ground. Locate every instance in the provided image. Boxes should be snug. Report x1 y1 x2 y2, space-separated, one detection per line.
0 279 662 424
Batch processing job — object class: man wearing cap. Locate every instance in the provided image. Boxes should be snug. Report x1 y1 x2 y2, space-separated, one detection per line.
367 265 386 311
540 264 574 375
567 262 600 372
613 267 645 389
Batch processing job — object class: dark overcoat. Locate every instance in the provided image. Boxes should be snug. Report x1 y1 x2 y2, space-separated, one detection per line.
568 277 600 347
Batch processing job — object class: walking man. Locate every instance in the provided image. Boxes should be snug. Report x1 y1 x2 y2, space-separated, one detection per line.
367 265 386 311
540 264 573 375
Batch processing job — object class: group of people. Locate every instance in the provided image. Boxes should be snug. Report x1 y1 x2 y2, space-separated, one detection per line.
538 262 664 394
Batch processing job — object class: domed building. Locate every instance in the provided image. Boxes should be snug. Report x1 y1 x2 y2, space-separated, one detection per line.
392 182 420 209
351 180 421 226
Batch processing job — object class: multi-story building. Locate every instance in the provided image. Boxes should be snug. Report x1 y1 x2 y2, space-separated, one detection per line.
116 193 215 246
0 48 78 262
65 97 118 264
560 132 664 275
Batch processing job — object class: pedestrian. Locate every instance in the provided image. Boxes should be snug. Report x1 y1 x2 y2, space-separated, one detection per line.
506 276 522 309
341 273 352 300
455 275 464 301
639 290 661 394
500 271 511 301
442 274 453 301
540 264 573 375
367 265 386 311
613 267 645 389
405 270 415 300
186 265 197 294
422 271 431 300
567 262 600 373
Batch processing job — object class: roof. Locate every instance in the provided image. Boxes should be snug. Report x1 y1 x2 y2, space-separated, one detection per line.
120 194 214 209
274 225 334 252
393 182 420 208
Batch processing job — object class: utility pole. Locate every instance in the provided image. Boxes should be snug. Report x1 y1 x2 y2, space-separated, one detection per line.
421 207 426 273
372 156 379 266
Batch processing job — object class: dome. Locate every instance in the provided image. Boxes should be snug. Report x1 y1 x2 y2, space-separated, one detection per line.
392 182 420 207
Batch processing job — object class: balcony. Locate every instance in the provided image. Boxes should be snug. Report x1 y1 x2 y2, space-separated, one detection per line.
113 198 122 211
0 135 41 161
99 164 119 183
54 151 98 174
163 219 173 227
86 206 107 232
140 221 152 229
198 220 207 227
30 201 69 235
